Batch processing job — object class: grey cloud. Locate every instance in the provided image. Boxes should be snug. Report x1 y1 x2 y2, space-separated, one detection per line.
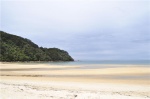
1 0 149 60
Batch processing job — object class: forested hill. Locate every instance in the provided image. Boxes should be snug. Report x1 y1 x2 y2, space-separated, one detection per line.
0 31 74 62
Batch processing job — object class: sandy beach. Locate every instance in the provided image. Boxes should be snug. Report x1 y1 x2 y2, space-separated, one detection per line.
0 63 150 99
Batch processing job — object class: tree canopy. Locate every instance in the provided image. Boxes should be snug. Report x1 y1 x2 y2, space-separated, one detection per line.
0 31 74 62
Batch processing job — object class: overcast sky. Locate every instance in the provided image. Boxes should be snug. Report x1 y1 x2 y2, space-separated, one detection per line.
1 0 150 60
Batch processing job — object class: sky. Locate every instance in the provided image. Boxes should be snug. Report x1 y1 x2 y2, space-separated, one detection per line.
1 0 150 60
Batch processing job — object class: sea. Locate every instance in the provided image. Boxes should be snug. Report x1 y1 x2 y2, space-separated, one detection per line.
21 60 150 68
46 60 150 65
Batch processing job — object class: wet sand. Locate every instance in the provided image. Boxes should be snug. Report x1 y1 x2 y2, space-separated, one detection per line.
0 63 150 99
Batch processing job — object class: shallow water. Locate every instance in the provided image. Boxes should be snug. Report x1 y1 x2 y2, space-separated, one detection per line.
47 60 150 66
14 60 150 68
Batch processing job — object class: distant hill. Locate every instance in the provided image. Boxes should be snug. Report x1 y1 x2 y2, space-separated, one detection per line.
0 31 74 62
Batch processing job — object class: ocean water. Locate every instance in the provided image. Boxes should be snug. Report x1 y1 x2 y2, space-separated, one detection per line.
16 60 150 69
46 60 150 65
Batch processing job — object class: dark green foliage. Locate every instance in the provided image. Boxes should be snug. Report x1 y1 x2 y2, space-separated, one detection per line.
0 31 74 62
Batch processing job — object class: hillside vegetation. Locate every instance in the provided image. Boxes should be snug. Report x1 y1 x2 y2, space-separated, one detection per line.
0 31 74 62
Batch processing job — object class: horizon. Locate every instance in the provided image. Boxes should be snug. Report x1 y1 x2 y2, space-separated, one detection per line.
1 0 150 60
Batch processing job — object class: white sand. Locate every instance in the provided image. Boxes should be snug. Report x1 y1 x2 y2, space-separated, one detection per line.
0 79 150 99
0 63 150 99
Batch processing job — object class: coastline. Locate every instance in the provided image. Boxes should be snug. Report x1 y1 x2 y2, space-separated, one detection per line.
0 63 150 99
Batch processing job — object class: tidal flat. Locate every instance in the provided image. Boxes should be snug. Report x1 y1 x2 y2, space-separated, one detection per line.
0 63 150 99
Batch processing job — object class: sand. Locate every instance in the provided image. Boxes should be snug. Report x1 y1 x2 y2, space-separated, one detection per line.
0 63 150 99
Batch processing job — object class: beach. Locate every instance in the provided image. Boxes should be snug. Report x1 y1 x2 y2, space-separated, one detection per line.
0 63 150 99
